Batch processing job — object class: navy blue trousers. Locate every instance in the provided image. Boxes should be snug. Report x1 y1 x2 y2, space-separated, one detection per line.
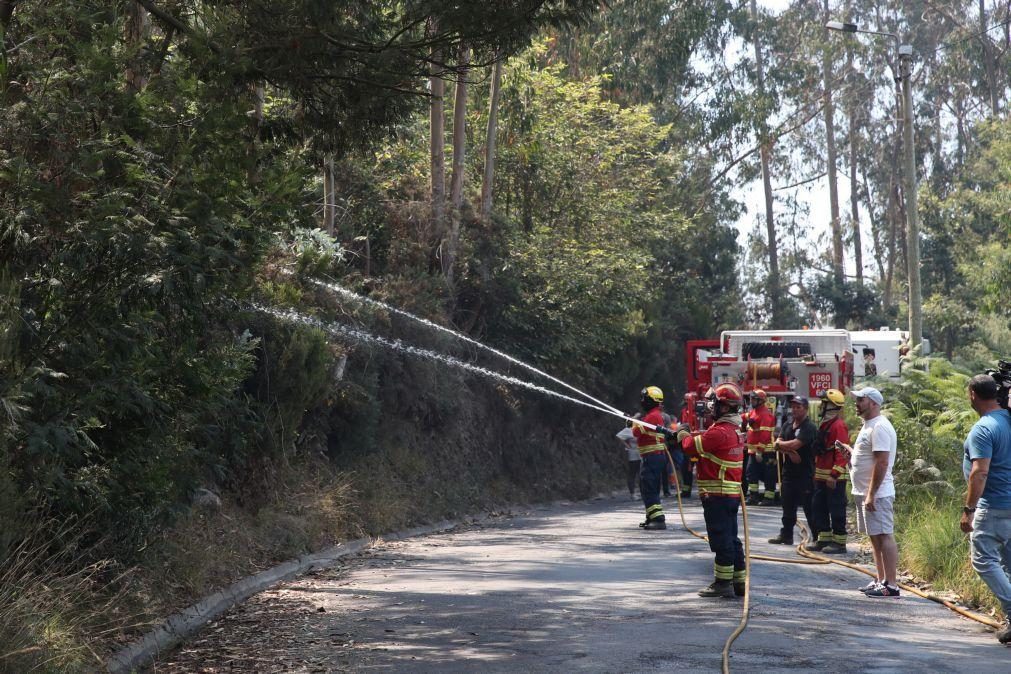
640 452 666 522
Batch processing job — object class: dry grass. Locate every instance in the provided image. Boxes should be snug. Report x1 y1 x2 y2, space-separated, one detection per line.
133 459 356 621
0 521 138 673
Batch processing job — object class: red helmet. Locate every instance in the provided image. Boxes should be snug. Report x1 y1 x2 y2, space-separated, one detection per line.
712 382 744 406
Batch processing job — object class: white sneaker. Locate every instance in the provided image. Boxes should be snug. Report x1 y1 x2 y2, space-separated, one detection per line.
858 580 881 593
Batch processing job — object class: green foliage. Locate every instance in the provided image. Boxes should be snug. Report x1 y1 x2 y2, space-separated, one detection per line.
290 228 346 277
244 316 335 461
811 276 891 329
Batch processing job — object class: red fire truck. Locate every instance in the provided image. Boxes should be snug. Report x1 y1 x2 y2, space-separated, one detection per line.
683 329 878 430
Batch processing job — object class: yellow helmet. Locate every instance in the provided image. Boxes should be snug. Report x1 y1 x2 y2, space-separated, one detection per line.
641 386 664 403
820 388 846 407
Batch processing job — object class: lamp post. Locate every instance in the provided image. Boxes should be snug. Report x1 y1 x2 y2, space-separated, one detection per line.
826 21 922 349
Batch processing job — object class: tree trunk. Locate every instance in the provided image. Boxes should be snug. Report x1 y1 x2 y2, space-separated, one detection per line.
823 0 843 284
883 177 897 312
323 155 335 235
449 45 469 211
862 162 883 285
125 1 150 94
480 58 503 221
980 0 1001 115
430 38 447 243
750 0 781 326
444 45 470 288
846 46 862 286
247 83 264 185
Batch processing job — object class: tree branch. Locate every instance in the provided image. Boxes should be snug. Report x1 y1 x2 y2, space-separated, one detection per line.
133 0 220 53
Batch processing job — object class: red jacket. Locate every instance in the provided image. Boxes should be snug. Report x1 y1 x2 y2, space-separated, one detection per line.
744 405 775 455
633 407 667 456
815 415 850 482
681 420 744 498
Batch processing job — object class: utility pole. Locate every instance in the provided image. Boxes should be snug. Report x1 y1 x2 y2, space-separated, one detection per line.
899 45 922 349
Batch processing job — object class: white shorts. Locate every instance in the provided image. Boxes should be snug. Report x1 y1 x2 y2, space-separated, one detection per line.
855 495 895 535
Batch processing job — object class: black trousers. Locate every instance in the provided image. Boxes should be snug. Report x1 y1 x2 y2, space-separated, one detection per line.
702 496 746 581
811 480 848 539
673 448 693 493
625 459 641 495
763 454 779 493
779 479 813 542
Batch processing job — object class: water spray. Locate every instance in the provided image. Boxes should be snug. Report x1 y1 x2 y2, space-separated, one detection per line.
311 278 625 416
252 303 664 432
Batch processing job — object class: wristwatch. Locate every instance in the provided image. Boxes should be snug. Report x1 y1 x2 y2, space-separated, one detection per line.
962 506 977 515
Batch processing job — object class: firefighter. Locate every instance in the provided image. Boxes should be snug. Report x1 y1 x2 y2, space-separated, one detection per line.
768 396 817 545
675 382 747 598
743 390 776 505
632 386 668 530
808 388 851 553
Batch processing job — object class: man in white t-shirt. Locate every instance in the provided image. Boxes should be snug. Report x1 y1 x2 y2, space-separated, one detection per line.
838 387 900 598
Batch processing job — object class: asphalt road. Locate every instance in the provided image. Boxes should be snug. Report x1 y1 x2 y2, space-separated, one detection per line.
155 494 1011 673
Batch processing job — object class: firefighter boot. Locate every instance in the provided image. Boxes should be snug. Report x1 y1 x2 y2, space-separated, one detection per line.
642 518 667 530
734 582 746 597
698 579 735 598
745 490 762 506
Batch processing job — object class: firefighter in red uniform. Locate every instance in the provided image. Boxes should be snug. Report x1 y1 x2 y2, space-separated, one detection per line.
675 382 747 598
743 390 776 505
632 386 668 530
808 388 851 553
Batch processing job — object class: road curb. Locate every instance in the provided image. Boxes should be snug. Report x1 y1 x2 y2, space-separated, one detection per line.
105 520 457 673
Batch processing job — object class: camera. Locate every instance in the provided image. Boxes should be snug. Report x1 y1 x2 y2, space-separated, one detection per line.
985 359 1011 410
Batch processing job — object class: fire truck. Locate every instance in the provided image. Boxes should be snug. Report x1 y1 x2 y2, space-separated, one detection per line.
682 328 915 430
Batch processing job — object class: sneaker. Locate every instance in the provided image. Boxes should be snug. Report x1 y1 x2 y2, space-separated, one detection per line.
767 535 794 545
642 519 667 530
698 580 735 598
865 583 901 598
997 618 1011 644
858 580 881 593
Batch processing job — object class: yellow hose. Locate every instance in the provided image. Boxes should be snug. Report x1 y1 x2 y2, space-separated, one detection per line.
721 485 750 673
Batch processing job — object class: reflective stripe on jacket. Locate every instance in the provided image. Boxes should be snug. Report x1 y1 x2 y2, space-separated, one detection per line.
815 415 850 481
682 420 744 498
744 406 775 455
633 407 667 456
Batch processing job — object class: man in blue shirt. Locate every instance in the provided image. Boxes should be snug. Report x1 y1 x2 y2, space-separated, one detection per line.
961 374 1011 643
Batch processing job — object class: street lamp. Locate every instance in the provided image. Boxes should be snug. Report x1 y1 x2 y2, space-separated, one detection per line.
826 20 922 349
